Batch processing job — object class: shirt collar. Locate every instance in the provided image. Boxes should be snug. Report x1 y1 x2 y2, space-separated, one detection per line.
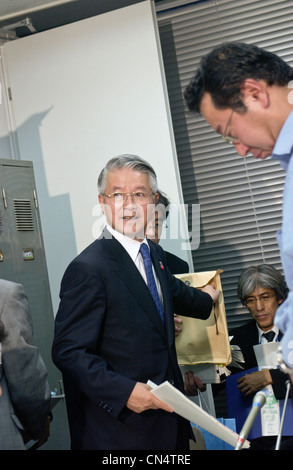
106 225 148 263
257 324 279 342
271 110 293 171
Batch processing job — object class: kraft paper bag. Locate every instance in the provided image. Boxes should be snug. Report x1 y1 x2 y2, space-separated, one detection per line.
175 270 231 366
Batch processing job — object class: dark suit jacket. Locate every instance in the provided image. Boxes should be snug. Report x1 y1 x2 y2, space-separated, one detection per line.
230 320 288 399
52 229 212 450
164 251 189 275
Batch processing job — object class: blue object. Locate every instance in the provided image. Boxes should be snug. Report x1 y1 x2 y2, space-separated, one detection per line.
193 418 237 450
226 367 293 439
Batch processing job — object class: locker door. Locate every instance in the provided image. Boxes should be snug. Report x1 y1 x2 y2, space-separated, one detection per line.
0 159 54 358
0 158 69 449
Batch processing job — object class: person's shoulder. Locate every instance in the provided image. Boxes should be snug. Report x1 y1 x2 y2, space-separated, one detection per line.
0 278 22 295
230 319 256 337
66 229 121 276
164 251 189 274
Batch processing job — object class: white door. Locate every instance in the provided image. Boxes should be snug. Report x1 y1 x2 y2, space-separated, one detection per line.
1 1 190 315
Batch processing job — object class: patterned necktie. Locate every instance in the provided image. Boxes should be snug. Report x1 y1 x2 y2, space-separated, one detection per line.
262 331 275 343
139 243 164 324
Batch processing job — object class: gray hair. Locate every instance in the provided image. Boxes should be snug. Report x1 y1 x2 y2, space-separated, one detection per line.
238 264 288 304
97 154 158 194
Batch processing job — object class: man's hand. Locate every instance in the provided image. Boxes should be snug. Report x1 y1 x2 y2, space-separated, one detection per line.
174 314 182 336
126 382 173 414
202 284 220 303
184 371 206 396
237 370 272 397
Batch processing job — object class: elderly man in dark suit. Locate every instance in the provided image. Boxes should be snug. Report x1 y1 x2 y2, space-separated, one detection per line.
52 154 219 450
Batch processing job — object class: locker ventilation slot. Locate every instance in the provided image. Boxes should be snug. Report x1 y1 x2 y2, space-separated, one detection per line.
14 199 34 231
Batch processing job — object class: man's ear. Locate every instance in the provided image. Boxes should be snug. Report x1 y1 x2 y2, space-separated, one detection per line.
98 194 105 214
240 78 270 109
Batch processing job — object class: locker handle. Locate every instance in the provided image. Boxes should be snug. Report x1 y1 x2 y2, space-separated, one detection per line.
33 189 38 208
1 188 7 208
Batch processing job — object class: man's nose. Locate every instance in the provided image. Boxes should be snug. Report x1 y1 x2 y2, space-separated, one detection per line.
256 298 265 310
123 194 136 206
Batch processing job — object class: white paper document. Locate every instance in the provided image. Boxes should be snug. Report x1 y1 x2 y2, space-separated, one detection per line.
148 380 250 449
180 363 231 384
253 342 279 370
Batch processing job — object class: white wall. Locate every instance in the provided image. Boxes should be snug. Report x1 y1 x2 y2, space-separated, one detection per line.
0 0 192 313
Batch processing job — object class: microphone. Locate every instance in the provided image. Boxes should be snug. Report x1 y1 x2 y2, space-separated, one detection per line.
235 391 266 450
275 380 291 450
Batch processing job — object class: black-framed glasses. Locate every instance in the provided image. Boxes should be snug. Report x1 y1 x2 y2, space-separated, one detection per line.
103 191 154 206
244 294 276 307
221 110 239 145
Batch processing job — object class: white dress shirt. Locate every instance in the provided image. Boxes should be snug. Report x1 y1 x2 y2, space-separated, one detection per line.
106 225 163 302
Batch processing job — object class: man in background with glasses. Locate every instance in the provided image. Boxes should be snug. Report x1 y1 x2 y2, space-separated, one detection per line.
230 264 289 398
184 41 293 381
52 154 219 450
228 264 292 450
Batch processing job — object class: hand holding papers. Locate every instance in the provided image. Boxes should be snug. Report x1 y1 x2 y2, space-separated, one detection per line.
148 380 250 449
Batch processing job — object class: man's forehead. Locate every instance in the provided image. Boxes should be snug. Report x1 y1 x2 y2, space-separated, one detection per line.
247 286 275 297
200 92 230 133
106 168 150 184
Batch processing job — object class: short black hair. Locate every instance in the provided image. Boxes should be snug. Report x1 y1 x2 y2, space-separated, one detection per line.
184 42 293 113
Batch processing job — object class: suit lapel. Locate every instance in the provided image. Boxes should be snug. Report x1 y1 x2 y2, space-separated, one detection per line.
101 231 167 339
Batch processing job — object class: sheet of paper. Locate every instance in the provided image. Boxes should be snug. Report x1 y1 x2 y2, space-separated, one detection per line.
180 363 231 384
253 342 279 370
148 380 250 449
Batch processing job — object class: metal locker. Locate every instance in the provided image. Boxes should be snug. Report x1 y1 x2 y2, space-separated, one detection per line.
0 158 69 449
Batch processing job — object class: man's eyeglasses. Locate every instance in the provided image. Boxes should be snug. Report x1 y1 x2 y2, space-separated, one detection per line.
103 192 154 207
244 294 276 307
221 110 239 145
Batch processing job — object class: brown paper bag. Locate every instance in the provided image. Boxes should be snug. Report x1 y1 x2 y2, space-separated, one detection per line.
175 270 231 366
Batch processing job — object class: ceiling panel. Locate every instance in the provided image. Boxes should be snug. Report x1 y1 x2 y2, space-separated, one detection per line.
0 0 77 19
0 0 146 37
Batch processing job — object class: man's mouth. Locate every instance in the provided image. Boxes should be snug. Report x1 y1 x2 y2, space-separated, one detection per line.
256 313 268 320
122 215 136 220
